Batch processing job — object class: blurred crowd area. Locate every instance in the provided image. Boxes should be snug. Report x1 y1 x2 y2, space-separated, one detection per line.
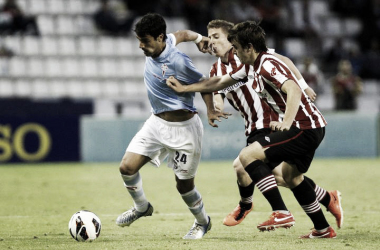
0 0 379 114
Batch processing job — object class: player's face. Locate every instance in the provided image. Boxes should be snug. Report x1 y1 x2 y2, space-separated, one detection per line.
231 41 251 64
208 28 232 57
136 34 163 57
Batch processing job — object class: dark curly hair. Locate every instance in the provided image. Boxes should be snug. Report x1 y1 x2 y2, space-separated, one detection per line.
227 21 267 52
134 13 167 41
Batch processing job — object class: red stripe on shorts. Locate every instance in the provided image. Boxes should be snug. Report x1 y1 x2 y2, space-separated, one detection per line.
262 130 304 148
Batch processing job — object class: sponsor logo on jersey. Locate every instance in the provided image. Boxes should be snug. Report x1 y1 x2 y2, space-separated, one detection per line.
219 81 246 93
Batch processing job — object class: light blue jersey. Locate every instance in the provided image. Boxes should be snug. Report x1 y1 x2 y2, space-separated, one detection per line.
144 34 204 114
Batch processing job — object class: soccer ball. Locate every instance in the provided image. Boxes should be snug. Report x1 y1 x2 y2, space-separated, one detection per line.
68 210 101 242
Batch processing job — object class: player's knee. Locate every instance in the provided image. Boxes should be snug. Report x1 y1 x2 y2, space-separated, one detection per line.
119 160 137 176
176 178 194 194
232 157 242 171
282 172 303 188
239 142 263 166
274 175 288 188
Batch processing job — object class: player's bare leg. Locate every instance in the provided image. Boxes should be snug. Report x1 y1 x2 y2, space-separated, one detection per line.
240 142 295 231
116 152 154 227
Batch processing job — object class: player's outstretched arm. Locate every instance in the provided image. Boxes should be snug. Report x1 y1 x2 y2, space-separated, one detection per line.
274 52 317 102
270 80 302 131
173 30 210 53
166 75 236 93
201 93 230 127
304 87 317 102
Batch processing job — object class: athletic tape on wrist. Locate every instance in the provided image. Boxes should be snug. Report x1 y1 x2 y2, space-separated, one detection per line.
193 34 202 44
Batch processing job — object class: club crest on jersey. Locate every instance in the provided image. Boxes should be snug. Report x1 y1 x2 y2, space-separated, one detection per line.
270 67 276 76
161 63 168 77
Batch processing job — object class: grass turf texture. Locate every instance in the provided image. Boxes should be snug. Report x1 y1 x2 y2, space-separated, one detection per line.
0 158 379 249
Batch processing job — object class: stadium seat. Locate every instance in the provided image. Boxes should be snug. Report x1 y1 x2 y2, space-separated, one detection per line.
284 38 306 59
56 15 75 35
27 58 45 77
45 58 62 77
84 80 102 98
103 80 120 97
75 15 98 35
16 0 28 13
32 79 50 98
66 0 85 14
9 57 27 77
50 80 68 98
46 0 66 14
166 17 188 33
343 18 362 37
115 37 136 56
22 37 41 56
0 79 14 97
98 58 118 77
28 0 47 15
119 59 136 77
62 58 80 77
37 15 55 35
66 80 85 98
58 37 77 56
41 37 59 56
78 37 97 56
81 58 99 77
15 79 33 97
98 37 116 56
0 58 10 76
322 16 343 37
4 36 22 54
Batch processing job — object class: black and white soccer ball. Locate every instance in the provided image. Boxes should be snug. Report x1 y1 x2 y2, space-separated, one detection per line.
68 210 101 242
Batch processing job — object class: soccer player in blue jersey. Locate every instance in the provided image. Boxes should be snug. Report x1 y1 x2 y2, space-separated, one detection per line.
115 13 225 240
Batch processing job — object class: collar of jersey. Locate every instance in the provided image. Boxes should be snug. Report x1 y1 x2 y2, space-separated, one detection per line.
153 43 170 62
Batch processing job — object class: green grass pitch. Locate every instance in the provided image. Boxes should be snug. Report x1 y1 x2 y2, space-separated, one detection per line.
0 158 380 249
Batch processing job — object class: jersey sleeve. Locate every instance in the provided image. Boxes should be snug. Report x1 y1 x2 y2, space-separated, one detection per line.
267 48 275 54
174 53 205 84
260 60 291 89
167 33 176 47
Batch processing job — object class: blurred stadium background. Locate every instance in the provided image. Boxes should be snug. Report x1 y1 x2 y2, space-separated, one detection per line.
0 0 379 163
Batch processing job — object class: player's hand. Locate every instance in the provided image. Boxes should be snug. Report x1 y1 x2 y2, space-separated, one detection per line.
305 87 317 102
196 36 210 53
166 76 185 93
270 121 291 131
207 109 231 127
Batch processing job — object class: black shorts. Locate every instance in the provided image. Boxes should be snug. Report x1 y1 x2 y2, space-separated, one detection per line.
246 128 280 170
256 126 325 173
246 128 272 146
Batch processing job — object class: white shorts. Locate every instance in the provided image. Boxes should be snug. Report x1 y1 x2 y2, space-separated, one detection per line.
126 114 203 179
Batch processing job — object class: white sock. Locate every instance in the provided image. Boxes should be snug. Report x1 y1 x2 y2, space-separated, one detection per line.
181 187 208 225
121 172 148 212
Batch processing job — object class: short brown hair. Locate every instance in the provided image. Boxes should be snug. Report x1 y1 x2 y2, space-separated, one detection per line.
207 20 234 35
227 21 267 52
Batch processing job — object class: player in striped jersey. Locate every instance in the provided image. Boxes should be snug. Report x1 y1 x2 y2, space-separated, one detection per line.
205 20 342 230
167 21 338 238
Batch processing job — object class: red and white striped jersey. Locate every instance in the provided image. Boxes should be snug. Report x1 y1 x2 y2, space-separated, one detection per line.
209 49 277 136
230 52 327 129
